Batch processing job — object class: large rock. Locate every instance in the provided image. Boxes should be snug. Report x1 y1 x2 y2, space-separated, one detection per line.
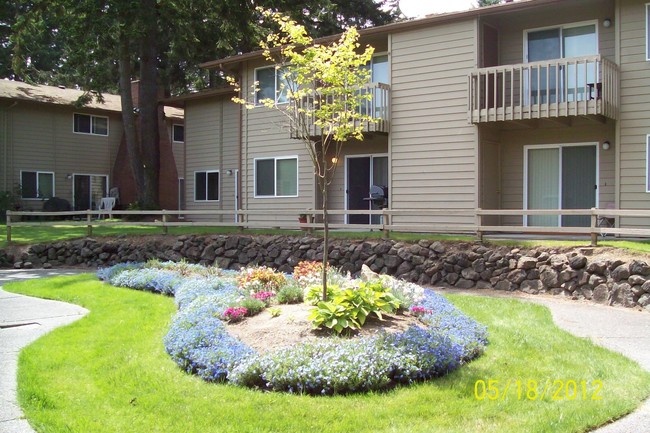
517 256 537 270
521 280 543 294
628 260 650 276
592 284 609 304
540 267 559 288
568 254 587 270
586 260 608 276
461 268 480 281
611 264 630 282
639 293 650 308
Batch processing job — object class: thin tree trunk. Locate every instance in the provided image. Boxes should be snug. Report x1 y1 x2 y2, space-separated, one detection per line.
321 144 329 301
138 0 160 208
117 33 144 199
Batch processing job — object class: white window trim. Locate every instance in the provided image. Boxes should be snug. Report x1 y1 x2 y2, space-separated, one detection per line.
172 124 184 143
646 4 650 61
193 170 220 202
20 170 55 200
73 113 110 136
646 135 650 192
253 156 299 198
253 65 291 107
522 20 599 63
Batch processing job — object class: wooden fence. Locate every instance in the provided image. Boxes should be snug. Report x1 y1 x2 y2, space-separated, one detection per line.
5 208 650 246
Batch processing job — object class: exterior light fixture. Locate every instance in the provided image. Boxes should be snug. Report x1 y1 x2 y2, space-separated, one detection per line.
331 157 338 164
226 169 233 175
603 18 612 28
602 141 611 150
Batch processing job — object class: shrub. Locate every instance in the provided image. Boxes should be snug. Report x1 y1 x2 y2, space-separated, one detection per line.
237 266 287 294
308 282 401 334
239 297 266 316
276 281 304 304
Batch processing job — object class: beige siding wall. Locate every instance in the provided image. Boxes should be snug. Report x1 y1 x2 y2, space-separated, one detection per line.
495 121 615 226
241 61 315 225
184 97 239 222
618 0 650 227
496 0 616 66
390 19 478 227
1 102 121 211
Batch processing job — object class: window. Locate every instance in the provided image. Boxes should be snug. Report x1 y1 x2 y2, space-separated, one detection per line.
254 66 291 105
74 113 109 136
255 157 298 197
21 171 54 199
646 135 650 192
172 124 184 143
194 171 219 201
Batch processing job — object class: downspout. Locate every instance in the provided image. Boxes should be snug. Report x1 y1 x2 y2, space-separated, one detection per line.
2 102 18 191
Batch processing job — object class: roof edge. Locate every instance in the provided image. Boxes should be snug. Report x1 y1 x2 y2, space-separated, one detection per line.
200 0 563 70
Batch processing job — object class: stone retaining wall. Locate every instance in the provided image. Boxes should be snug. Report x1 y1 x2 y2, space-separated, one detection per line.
1 234 649 311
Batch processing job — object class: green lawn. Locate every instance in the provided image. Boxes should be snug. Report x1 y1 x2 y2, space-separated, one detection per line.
3 223 650 254
5 274 650 433
0 223 473 248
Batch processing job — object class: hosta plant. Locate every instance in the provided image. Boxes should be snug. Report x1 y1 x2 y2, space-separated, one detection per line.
308 282 401 334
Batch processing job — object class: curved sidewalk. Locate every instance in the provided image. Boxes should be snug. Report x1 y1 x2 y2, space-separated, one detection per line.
0 269 87 433
442 288 650 433
0 269 648 433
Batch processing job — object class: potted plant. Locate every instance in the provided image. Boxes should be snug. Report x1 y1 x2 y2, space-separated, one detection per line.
298 213 308 224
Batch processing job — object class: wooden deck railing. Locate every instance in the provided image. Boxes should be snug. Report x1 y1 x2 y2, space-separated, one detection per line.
6 208 650 246
290 82 390 139
468 55 619 123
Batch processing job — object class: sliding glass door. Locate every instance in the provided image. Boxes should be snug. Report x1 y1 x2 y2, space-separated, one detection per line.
74 174 108 210
526 144 597 227
526 23 597 104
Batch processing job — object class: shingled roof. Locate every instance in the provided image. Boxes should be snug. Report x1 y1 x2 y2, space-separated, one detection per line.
0 79 183 119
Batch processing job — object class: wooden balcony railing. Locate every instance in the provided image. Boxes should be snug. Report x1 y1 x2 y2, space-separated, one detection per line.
468 55 619 124
290 82 390 139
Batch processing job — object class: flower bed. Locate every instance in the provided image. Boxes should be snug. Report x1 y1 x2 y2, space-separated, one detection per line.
98 260 488 395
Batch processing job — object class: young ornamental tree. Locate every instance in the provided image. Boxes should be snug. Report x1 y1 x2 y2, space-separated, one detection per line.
229 10 378 300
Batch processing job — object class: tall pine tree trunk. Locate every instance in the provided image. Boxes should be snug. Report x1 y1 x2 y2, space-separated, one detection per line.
118 33 145 200
138 0 160 208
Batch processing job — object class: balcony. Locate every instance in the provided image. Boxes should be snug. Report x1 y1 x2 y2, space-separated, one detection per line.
290 82 390 139
468 56 619 124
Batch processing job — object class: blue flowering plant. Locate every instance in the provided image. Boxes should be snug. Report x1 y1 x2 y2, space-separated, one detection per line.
98 259 489 395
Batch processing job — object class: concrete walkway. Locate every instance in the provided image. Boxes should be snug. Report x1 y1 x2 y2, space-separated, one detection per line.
0 269 648 433
0 269 87 433
441 288 650 433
